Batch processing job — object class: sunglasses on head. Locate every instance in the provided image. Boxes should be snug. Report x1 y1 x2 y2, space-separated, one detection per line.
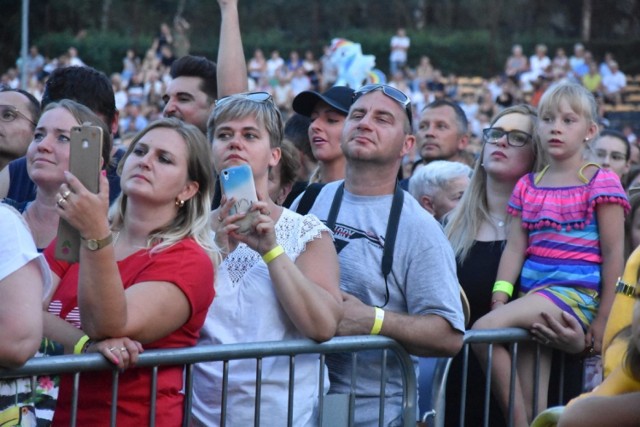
352 84 413 129
216 91 273 108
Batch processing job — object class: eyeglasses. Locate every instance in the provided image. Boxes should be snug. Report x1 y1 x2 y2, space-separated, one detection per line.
353 84 413 129
482 128 532 147
216 91 273 108
0 104 36 127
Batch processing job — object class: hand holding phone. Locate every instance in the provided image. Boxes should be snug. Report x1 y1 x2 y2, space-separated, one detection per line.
220 164 258 234
55 124 103 262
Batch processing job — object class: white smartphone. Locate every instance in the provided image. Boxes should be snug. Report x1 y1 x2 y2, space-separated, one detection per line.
220 164 258 233
55 124 103 262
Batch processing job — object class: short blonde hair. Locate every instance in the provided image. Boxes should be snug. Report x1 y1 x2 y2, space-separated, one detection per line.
207 93 284 149
537 81 599 136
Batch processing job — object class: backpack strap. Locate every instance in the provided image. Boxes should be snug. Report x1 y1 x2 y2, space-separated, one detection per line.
295 183 326 215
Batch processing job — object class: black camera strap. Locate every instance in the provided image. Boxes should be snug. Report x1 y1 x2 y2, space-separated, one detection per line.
326 182 404 308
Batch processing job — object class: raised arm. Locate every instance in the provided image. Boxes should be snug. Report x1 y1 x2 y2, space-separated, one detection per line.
216 0 248 97
57 173 200 344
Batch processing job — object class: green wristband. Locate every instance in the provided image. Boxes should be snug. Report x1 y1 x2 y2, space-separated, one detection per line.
73 335 91 355
492 280 514 297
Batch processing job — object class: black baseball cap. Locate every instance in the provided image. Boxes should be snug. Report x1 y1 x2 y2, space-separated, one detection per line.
292 86 354 117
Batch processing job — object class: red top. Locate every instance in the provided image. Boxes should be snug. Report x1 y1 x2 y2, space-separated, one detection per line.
45 238 214 427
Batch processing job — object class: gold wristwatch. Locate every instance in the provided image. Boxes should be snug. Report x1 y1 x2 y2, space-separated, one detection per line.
82 233 113 251
615 277 636 297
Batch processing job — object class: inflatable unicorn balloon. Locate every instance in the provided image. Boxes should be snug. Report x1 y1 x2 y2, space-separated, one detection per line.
328 38 386 89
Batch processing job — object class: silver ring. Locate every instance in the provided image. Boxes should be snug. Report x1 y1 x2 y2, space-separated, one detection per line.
120 347 127 352
56 197 66 207
108 347 117 352
62 190 71 199
217 215 223 222
264 210 271 216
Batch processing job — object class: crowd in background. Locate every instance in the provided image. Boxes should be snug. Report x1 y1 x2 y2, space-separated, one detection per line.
2 12 640 426
3 32 637 182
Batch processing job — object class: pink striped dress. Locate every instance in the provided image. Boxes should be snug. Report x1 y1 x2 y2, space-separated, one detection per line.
507 166 629 328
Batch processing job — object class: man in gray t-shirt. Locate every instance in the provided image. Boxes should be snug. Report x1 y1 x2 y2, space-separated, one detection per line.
292 84 464 426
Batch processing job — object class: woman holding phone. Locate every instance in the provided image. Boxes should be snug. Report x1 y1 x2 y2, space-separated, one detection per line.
43 118 217 426
1 99 111 250
191 92 343 426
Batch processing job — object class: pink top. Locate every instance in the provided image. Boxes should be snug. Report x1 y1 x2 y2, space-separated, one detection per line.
508 167 629 263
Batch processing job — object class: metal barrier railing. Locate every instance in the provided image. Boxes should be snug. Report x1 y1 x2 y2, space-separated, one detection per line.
424 328 569 427
0 336 417 427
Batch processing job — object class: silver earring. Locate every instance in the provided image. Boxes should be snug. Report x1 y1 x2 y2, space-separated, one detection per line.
584 137 590 142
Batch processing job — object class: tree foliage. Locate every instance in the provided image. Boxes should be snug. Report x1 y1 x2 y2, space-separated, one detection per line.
2 0 639 76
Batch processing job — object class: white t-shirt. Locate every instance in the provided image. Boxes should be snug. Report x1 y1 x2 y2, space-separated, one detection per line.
603 71 627 93
390 35 410 63
529 55 551 75
266 57 285 78
291 181 464 426
0 204 55 425
0 204 51 296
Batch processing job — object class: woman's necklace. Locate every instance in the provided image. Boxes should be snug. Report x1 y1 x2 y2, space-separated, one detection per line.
489 214 507 228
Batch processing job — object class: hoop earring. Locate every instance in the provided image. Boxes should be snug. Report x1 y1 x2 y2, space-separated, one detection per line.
175 198 185 208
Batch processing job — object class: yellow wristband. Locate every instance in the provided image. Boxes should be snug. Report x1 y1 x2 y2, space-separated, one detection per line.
73 335 91 355
370 307 385 335
262 245 285 264
492 280 514 297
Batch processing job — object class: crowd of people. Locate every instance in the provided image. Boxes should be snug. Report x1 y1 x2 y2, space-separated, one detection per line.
1 0 640 425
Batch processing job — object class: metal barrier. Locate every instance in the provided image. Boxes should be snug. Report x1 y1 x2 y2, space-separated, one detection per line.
423 328 571 427
0 336 417 427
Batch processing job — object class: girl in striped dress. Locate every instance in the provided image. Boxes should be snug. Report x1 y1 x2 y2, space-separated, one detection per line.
472 81 630 427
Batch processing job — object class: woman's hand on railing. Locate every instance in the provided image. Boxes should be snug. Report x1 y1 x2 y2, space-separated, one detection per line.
87 337 144 370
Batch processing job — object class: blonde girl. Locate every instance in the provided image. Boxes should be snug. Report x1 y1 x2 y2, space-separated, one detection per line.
472 81 630 427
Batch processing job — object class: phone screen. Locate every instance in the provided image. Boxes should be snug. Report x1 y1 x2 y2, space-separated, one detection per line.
220 164 258 233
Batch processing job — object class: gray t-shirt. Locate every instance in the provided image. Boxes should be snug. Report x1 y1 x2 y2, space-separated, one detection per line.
291 180 464 426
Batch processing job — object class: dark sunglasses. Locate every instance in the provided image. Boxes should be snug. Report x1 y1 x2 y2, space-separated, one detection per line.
353 84 413 129
216 91 273 108
482 128 532 147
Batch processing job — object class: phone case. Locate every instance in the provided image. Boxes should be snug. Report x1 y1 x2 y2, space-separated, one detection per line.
220 164 258 233
54 125 104 262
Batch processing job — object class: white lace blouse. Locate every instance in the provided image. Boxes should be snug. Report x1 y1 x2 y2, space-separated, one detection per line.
192 208 330 427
